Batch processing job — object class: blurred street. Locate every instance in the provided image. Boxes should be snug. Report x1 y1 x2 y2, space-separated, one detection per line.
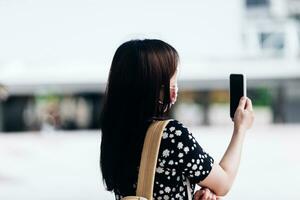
0 124 299 200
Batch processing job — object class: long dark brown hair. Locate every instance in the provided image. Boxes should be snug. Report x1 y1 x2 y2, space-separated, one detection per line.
100 39 179 195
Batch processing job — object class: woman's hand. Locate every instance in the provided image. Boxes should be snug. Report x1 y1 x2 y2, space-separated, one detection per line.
198 97 254 196
194 187 219 200
233 96 254 132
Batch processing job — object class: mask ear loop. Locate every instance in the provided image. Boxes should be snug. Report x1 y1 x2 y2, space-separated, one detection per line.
158 100 164 104
158 84 178 107
158 85 169 113
158 84 165 105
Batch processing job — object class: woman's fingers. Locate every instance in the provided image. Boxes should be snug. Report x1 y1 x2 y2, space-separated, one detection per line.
212 193 217 200
245 97 253 111
238 96 247 109
196 188 218 200
234 96 255 130
194 189 204 200
201 188 211 200
208 193 213 200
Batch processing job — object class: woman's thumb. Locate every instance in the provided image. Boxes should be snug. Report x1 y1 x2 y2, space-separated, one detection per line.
238 96 247 109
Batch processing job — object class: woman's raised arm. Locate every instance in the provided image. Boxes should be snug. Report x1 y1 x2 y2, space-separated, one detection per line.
198 96 254 196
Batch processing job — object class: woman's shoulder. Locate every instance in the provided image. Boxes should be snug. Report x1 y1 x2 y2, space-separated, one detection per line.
163 119 191 137
165 119 188 130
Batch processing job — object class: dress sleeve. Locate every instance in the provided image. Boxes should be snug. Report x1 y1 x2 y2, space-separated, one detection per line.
159 119 214 184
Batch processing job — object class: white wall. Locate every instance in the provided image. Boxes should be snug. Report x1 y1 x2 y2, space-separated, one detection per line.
0 0 243 84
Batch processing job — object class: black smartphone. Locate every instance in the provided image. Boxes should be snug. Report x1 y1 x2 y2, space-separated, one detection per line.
230 74 246 119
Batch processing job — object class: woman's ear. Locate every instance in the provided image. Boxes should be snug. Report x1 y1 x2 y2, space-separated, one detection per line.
170 88 177 104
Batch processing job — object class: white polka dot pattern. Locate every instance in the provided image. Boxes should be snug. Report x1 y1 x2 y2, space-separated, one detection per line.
115 119 214 200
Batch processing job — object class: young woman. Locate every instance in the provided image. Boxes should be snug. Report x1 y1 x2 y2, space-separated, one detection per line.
100 39 254 200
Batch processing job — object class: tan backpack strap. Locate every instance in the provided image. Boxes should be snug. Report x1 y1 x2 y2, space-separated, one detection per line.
135 120 171 200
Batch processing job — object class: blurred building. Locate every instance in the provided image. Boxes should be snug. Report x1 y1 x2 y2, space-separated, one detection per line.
1 0 300 132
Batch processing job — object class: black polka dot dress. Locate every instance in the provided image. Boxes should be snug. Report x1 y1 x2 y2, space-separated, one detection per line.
115 119 214 200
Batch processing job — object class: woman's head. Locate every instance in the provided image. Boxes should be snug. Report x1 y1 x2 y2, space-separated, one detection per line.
105 39 179 120
100 39 179 193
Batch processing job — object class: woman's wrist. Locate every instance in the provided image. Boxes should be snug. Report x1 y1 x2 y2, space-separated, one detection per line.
233 126 247 135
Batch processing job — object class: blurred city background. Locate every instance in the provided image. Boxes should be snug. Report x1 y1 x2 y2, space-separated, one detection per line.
0 0 300 199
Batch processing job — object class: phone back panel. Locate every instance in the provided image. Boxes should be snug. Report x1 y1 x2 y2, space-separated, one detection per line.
230 74 245 118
